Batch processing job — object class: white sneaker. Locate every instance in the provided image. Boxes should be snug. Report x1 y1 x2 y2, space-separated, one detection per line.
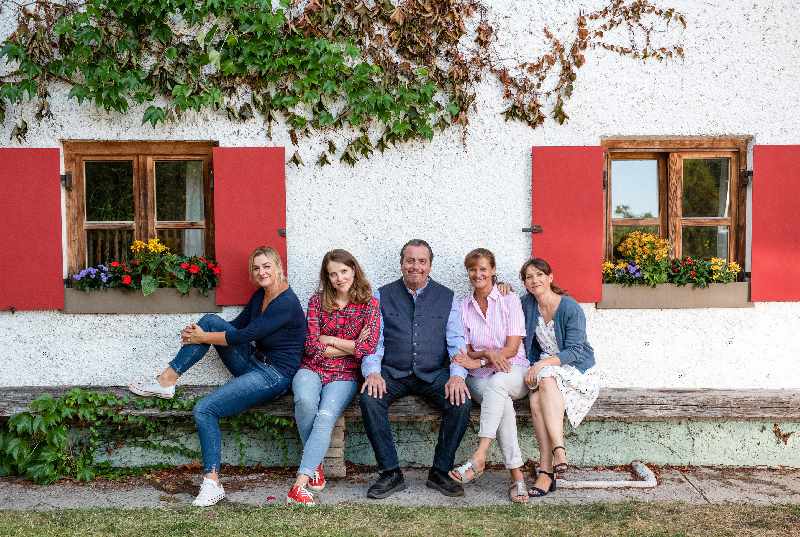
128 377 175 399
192 478 225 507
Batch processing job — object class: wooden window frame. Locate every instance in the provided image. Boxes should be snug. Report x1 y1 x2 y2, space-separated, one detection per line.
602 136 750 267
63 141 216 275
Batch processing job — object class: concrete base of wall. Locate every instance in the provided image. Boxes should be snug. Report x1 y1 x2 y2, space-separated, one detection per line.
98 419 800 469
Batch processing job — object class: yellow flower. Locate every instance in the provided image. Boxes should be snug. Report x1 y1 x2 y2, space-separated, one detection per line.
602 261 614 275
615 261 627 270
728 262 741 274
146 238 169 254
130 240 146 253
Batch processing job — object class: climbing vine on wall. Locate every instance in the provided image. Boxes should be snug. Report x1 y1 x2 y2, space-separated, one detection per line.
0 0 685 165
0 388 292 484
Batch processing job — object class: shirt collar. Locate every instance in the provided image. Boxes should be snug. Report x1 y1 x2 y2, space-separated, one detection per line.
470 284 500 309
405 277 430 298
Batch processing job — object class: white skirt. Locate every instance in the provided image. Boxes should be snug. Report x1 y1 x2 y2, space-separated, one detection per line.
536 365 601 428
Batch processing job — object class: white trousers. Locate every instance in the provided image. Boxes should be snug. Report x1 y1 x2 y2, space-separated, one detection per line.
466 364 529 469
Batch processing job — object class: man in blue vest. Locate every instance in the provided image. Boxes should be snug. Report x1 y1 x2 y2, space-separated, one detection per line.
359 239 472 498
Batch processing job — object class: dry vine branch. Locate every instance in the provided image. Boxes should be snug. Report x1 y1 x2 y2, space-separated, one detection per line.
0 0 685 164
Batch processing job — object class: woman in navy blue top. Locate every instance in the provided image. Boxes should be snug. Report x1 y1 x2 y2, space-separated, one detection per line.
128 246 306 507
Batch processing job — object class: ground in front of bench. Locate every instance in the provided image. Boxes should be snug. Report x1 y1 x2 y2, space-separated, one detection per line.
2 467 800 509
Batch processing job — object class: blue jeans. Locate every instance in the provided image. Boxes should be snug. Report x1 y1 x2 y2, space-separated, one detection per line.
170 314 291 473
292 368 358 477
359 369 472 473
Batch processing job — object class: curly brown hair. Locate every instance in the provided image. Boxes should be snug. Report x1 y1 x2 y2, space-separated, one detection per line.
319 249 373 311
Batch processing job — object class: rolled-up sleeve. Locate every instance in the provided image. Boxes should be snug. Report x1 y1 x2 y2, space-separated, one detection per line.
446 296 468 378
360 289 384 377
354 297 382 360
303 293 327 361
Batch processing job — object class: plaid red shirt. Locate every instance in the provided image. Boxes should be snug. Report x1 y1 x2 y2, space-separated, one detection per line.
301 292 381 384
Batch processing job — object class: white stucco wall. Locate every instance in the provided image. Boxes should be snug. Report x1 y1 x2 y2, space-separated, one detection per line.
2 1 800 389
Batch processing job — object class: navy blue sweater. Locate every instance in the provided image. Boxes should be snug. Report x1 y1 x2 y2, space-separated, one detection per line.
520 293 596 373
224 287 306 378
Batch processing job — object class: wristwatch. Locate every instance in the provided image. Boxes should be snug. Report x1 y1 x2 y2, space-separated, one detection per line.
479 358 487 367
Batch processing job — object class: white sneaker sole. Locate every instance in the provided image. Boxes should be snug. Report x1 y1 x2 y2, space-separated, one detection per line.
192 493 225 507
286 497 316 506
127 383 174 399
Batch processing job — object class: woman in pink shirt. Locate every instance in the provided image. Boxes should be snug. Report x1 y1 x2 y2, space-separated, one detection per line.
448 248 529 503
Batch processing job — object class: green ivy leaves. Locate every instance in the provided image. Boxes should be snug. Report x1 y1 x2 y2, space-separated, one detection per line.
0 388 292 484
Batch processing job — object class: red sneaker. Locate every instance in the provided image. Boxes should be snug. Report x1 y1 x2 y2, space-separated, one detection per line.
307 464 326 492
286 484 315 505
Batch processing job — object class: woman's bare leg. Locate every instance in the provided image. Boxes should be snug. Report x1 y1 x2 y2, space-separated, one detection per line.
157 366 179 387
538 377 567 468
529 390 554 491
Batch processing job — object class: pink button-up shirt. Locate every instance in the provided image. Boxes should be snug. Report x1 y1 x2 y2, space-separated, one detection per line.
460 285 528 378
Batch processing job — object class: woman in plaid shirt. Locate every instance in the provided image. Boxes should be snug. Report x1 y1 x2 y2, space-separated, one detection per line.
287 249 381 504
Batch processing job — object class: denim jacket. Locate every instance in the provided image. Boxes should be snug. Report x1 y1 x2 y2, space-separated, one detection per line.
520 293 595 373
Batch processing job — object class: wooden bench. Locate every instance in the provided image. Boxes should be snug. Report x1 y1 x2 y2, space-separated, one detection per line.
2 386 799 477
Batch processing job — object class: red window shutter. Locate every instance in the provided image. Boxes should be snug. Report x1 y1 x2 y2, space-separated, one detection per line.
212 147 286 305
0 148 63 310
751 145 800 301
531 146 605 302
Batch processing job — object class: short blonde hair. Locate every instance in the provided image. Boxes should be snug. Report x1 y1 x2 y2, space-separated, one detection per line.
248 246 286 285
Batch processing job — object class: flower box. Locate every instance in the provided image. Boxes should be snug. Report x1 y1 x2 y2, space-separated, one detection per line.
596 282 752 309
64 288 221 314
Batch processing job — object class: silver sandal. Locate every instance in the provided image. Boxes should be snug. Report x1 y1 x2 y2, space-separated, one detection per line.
509 480 529 503
448 460 483 484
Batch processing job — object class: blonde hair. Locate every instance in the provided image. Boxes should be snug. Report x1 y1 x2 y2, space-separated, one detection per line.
248 246 286 285
319 249 372 311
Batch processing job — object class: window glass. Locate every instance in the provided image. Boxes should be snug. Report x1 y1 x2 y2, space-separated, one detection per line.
155 160 204 221
682 226 729 259
682 158 730 217
612 225 660 258
157 229 205 257
611 160 659 218
86 229 133 266
85 161 134 221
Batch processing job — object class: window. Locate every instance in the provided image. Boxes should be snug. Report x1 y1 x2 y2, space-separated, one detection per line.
602 137 750 266
63 141 215 273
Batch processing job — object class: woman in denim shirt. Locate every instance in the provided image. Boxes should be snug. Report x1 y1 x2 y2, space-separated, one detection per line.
520 258 601 498
128 246 306 507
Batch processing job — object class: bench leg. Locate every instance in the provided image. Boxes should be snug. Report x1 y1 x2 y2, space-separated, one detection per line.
322 416 347 478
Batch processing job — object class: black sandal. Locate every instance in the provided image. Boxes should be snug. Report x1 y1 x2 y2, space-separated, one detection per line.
528 470 556 497
552 445 568 474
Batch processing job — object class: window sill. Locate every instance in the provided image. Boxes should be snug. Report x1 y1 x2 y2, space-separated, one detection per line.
596 282 752 309
63 288 221 314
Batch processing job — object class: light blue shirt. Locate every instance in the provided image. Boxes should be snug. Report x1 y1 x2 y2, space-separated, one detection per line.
361 279 468 379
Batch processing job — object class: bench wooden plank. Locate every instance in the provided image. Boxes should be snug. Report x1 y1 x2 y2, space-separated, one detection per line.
1 386 799 421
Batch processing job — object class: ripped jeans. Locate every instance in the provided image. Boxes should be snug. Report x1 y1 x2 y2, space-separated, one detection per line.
292 368 358 477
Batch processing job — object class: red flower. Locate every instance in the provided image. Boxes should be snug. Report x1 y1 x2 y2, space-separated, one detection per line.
671 267 679 273
180 262 190 269
121 275 132 285
189 264 200 274
110 261 120 268
690 270 697 278
206 262 215 269
212 267 221 276
199 257 207 263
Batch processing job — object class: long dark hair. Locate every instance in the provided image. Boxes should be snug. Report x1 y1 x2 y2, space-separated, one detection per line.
519 257 566 295
318 249 372 311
